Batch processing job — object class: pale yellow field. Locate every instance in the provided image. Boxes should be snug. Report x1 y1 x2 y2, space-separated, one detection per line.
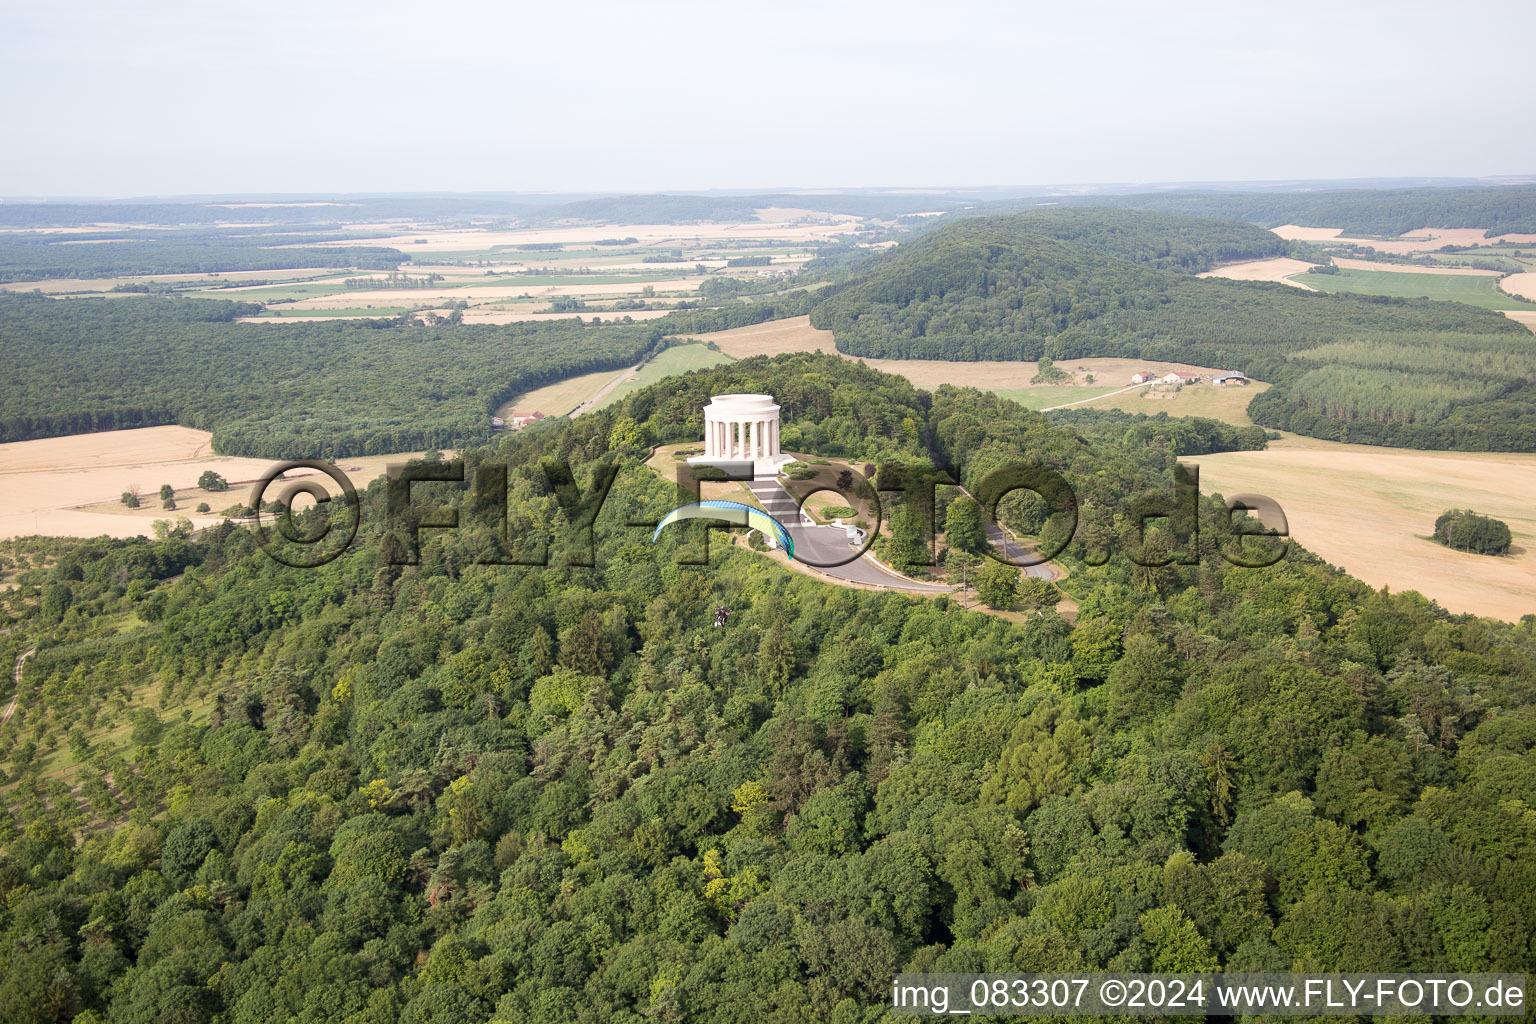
495 367 630 420
303 217 860 253
690 315 842 358
0 426 426 540
1069 379 1268 425
1199 256 1317 288
0 268 348 293
460 308 677 325
1501 272 1536 301
1501 310 1536 332
1187 436 1536 621
1272 225 1344 241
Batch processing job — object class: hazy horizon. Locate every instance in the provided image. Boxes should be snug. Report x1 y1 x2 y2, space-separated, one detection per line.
3 0 1534 196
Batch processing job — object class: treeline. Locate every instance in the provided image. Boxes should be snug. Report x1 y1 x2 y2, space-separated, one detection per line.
527 192 963 225
0 293 662 458
2 356 1534 1022
0 195 551 228
0 231 405 281
1034 184 1536 237
1049 407 1272 455
809 209 1536 450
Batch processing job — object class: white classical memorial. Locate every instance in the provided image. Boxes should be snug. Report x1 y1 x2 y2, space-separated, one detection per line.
689 393 796 477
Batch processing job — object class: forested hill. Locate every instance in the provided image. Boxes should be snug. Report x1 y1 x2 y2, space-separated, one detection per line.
0 293 662 458
2 355 1534 1023
0 232 405 281
810 209 1299 361
810 209 1536 451
1060 184 1536 238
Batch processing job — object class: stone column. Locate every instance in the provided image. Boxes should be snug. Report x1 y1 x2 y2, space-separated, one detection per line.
759 419 768 458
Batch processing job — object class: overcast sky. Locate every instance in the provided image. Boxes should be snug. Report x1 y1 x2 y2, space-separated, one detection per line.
3 0 1532 197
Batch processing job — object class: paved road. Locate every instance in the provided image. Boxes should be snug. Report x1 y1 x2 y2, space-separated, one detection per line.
745 479 951 593
1039 381 1151 412
983 519 1056 579
2 645 34 726
569 363 642 418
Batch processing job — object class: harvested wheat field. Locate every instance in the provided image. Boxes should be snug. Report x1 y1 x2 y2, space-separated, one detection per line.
462 308 677 325
1501 272 1536 301
1187 436 1536 621
1270 225 1343 241
496 368 631 421
1501 310 1536 332
685 315 841 358
0 426 426 540
305 219 859 253
1199 256 1317 288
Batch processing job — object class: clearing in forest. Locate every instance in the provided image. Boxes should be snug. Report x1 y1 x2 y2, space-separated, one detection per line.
1289 267 1536 311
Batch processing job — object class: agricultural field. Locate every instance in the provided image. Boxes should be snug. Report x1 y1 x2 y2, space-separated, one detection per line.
685 315 1256 423
589 343 735 412
1187 434 1536 621
1197 256 1317 287
0 425 427 540
1286 266 1536 311
0 214 865 324
496 367 633 422
499 343 735 421
1273 224 1536 254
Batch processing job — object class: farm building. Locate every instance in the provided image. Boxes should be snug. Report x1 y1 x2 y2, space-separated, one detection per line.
1211 371 1247 385
1130 371 1158 384
1161 372 1200 385
511 411 546 428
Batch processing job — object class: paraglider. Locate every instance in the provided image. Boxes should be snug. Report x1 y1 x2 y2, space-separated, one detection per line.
651 500 794 560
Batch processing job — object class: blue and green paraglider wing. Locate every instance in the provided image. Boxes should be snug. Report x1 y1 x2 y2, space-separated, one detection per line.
651 500 794 560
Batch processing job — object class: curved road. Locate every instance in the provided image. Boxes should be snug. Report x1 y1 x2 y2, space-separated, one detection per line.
745 479 951 593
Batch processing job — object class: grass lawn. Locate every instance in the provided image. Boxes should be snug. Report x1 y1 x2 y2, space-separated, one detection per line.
991 385 1124 410
590 344 735 412
1289 268 1536 311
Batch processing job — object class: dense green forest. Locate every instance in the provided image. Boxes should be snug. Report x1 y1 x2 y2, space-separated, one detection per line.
1 357 1533 1023
810 209 1536 450
0 294 662 458
1018 184 1536 237
0 229 405 281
